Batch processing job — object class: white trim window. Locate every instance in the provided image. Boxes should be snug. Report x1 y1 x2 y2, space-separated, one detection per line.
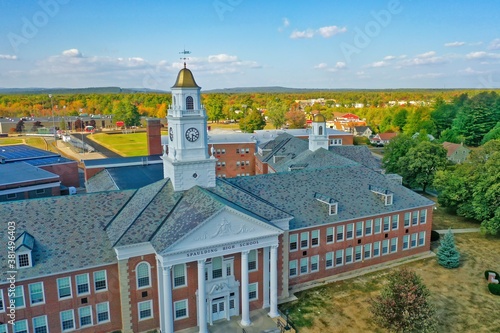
346 223 354 240
336 225 344 242
311 230 320 247
12 286 25 309
60 310 75 332
300 232 309 249
373 241 380 257
374 218 382 234
211 257 223 279
138 300 153 320
29 282 45 305
289 234 298 251
137 262 151 289
310 255 319 272
420 209 427 224
365 219 373 236
174 299 188 320
364 243 372 259
289 260 298 277
419 231 426 246
57 277 72 299
356 221 363 238
249 283 258 301
300 258 308 274
94 270 107 292
0 289 4 313
335 249 344 266
325 252 334 269
383 216 390 232
412 210 419 226
403 235 410 250
382 240 389 255
355 245 362 262
97 302 111 324
76 273 90 296
404 212 411 227
392 214 399 230
248 250 258 272
14 319 28 333
173 264 187 287
390 237 398 253
79 305 93 327
345 247 353 264
411 233 418 247
326 227 334 244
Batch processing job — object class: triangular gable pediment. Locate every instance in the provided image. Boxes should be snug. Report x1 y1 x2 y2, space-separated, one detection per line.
162 207 283 255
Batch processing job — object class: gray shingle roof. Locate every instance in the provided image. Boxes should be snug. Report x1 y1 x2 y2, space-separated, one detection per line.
328 145 381 170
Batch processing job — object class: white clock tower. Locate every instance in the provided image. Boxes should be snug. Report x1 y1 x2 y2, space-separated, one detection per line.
309 113 329 151
162 63 216 191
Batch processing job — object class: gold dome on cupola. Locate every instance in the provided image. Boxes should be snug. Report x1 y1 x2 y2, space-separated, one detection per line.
172 63 200 88
313 113 326 122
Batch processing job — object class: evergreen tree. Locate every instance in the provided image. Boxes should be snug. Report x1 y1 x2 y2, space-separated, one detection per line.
437 229 461 268
370 268 437 333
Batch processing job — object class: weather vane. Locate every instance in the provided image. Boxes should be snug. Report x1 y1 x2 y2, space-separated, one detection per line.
179 48 191 68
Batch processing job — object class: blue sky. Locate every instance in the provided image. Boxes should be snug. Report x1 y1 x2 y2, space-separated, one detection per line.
0 0 499 90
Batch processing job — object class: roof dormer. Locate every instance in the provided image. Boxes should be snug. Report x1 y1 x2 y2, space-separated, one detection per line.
314 192 339 215
369 185 394 206
15 231 35 269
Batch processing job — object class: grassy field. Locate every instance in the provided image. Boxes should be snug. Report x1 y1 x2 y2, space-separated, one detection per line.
0 136 58 152
88 132 148 156
280 210 500 332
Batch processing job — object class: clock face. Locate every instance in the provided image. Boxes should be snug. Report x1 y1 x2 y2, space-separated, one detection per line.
185 127 200 142
169 127 173 141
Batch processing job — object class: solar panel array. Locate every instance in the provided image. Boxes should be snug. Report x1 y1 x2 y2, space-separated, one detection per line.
0 144 58 162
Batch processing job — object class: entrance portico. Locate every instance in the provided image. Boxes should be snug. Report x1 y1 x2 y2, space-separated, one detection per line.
157 208 283 333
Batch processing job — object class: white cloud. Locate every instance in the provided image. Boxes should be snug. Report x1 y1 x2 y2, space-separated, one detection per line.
335 61 346 69
368 61 389 68
208 54 238 63
417 51 436 58
314 63 328 69
444 41 465 47
62 49 83 57
290 29 315 39
459 67 489 75
488 38 500 50
317 25 347 38
400 51 446 66
383 55 396 61
0 54 17 60
466 51 500 60
409 73 444 79
278 18 290 32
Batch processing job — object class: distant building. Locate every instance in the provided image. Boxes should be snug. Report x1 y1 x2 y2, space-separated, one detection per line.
442 142 470 164
353 126 373 138
370 132 398 146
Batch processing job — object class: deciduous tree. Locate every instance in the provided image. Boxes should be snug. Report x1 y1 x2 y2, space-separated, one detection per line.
266 98 288 129
239 109 265 133
285 109 306 129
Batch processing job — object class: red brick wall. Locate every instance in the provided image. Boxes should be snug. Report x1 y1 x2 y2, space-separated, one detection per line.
84 167 105 182
211 143 256 178
147 119 162 156
40 162 79 188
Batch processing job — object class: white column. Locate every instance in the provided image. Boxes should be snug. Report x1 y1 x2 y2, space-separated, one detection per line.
263 246 270 308
197 260 208 333
240 250 251 326
268 245 279 318
163 265 174 333
158 260 165 332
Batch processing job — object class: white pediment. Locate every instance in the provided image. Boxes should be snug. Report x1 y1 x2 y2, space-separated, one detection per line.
165 207 283 254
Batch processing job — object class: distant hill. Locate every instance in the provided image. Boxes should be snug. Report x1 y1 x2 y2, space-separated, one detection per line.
0 87 169 95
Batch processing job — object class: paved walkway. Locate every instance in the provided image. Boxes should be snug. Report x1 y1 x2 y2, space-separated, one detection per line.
435 228 481 234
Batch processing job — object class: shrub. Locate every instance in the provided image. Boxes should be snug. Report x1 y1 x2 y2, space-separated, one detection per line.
431 230 440 242
488 283 500 296
484 270 500 281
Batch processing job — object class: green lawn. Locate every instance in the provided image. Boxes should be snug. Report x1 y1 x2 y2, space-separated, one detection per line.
88 132 148 156
422 194 481 230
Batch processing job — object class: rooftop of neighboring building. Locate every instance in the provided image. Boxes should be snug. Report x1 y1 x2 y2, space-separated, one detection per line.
0 162 59 187
442 141 469 157
0 144 74 166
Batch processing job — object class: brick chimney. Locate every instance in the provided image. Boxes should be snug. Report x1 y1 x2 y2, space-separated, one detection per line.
146 118 162 156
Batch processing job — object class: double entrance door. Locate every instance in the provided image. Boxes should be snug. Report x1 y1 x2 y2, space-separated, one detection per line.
210 293 237 322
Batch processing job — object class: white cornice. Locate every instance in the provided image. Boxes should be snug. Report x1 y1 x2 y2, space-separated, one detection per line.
114 242 156 260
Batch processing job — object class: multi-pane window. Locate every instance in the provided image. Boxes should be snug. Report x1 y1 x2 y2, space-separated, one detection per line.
412 210 419 225
300 258 308 274
311 230 319 247
289 234 298 251
76 274 90 295
0 290 4 312
419 231 426 246
374 218 382 234
12 286 25 308
411 233 417 247
60 310 75 331
326 227 334 243
390 237 398 253
336 225 344 241
420 209 427 224
0 324 6 333
212 257 223 279
94 270 107 291
356 221 363 237
14 319 28 333
345 248 353 264
404 212 411 227
249 283 258 300
346 223 354 239
248 250 257 271
335 249 344 266
311 256 319 272
365 219 373 235
300 232 309 249
174 300 188 320
382 240 389 255
373 241 380 257
174 264 186 287
79 306 93 327
392 215 399 230
355 245 362 262
403 235 409 249
29 282 44 305
137 262 151 288
17 253 30 268
325 252 334 268
364 244 372 259
33 315 48 333
138 300 153 320
383 216 390 232
186 96 194 109
57 277 72 299
97 302 110 323
289 260 297 277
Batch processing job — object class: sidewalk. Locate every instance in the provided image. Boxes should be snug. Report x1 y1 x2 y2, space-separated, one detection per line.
55 139 106 162
435 228 481 234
